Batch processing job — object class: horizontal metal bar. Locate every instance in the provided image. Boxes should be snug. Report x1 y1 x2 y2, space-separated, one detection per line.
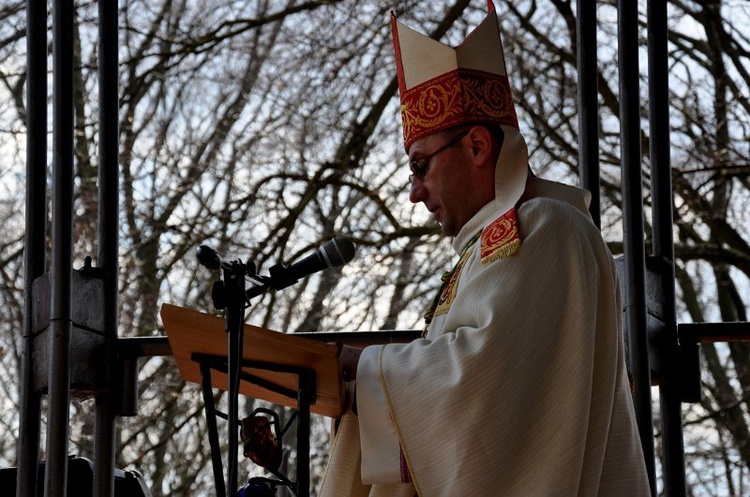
117 330 421 361
117 337 172 358
678 322 750 343
296 330 421 346
191 353 314 403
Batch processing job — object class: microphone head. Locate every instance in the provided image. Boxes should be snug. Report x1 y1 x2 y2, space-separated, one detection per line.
320 237 356 268
197 245 222 270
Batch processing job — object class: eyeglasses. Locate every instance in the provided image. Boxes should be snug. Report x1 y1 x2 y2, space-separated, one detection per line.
408 130 469 183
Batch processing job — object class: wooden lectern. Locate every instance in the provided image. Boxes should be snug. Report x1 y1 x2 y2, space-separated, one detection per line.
162 303 347 496
161 303 345 417
161 303 421 496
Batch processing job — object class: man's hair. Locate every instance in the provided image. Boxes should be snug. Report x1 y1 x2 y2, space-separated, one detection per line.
482 123 505 151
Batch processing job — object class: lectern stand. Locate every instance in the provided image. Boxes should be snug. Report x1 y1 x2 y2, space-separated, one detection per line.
161 304 344 496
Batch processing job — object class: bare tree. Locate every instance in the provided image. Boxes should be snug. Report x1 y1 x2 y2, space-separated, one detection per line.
0 0 748 495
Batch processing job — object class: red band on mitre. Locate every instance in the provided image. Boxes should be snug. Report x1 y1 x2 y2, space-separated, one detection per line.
400 68 519 150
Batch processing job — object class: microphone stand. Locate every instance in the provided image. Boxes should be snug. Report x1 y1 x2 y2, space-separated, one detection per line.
213 257 271 495
197 242 346 496
221 258 246 495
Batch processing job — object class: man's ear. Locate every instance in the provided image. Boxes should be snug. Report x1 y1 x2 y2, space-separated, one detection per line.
467 126 495 167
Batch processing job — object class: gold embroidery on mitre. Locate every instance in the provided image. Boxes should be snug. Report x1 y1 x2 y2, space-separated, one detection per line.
480 208 521 265
401 69 519 150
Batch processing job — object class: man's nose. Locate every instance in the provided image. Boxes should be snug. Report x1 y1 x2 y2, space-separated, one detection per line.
409 177 427 204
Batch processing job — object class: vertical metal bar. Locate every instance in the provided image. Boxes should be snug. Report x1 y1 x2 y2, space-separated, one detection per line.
228 326 242 494
46 0 76 494
224 264 246 494
296 373 312 496
93 399 116 497
576 0 601 228
659 390 685 495
93 0 120 495
647 1 686 495
17 1 48 495
200 363 227 497
617 1 656 493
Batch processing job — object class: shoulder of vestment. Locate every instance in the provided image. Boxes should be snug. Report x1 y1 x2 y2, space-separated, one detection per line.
479 207 521 266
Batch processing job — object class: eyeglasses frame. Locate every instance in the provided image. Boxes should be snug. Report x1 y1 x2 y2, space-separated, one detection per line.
408 130 470 184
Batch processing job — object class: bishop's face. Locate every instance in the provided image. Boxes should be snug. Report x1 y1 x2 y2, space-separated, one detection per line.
407 129 475 237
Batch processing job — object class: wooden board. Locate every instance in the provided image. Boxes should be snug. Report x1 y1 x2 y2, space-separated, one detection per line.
161 303 344 417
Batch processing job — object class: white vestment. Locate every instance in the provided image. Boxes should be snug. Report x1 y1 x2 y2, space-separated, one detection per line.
320 176 651 496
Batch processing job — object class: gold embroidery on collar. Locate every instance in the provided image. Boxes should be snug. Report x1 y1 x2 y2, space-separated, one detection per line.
480 208 521 265
422 231 481 335
421 209 522 335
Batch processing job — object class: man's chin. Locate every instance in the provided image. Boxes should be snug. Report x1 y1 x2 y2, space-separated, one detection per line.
440 223 457 237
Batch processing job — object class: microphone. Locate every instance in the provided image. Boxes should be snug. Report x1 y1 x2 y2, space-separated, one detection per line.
197 245 223 270
268 237 356 290
197 237 356 299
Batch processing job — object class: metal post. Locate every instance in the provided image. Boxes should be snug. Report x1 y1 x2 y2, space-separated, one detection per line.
617 0 657 493
94 0 121 494
296 373 312 496
200 363 227 497
46 0 76 494
17 0 49 495
647 1 687 495
224 263 246 494
575 0 601 228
